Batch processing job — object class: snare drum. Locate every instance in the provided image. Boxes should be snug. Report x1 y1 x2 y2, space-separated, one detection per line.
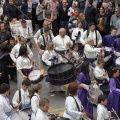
115 57 120 69
28 69 43 84
11 111 29 120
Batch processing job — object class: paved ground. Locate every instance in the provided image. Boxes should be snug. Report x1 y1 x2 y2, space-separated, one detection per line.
8 26 97 119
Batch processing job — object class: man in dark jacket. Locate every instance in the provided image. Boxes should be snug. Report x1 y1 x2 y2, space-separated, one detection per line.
58 0 69 35
85 0 96 24
0 22 11 44
4 0 18 21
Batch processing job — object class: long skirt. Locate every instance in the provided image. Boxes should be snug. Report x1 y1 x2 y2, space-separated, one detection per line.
77 88 93 119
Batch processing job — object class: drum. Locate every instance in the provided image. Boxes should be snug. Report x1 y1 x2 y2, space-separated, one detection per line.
88 87 103 105
48 63 76 85
11 111 29 120
110 117 119 120
28 69 43 84
115 57 120 69
21 107 32 117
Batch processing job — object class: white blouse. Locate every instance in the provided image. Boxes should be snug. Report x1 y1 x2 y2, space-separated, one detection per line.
42 50 63 66
31 93 41 112
94 66 109 81
72 28 84 43
16 56 33 70
0 95 13 120
63 95 82 120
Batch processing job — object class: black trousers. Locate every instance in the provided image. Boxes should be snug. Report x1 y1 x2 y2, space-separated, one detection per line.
31 8 37 30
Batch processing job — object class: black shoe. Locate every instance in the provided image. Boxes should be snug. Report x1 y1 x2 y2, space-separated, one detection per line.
59 90 65 93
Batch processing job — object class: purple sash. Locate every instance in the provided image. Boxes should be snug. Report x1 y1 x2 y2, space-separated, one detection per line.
21 68 32 76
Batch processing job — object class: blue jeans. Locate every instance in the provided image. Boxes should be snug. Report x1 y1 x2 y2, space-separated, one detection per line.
60 21 69 35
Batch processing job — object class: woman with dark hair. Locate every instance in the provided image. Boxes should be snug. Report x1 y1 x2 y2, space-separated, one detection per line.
0 83 13 119
16 45 34 89
95 6 109 37
77 61 93 119
107 67 120 113
63 82 86 120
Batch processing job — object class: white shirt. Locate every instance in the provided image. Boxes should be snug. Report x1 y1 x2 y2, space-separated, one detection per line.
94 66 109 81
16 56 33 70
0 95 13 120
63 95 82 120
37 34 51 46
35 108 49 120
10 43 33 63
72 51 81 64
16 26 33 39
12 88 30 107
68 7 74 17
31 93 41 120
31 93 41 112
72 28 84 43
53 35 73 51
34 29 54 44
84 44 101 59
80 30 102 45
97 104 111 120
42 50 63 66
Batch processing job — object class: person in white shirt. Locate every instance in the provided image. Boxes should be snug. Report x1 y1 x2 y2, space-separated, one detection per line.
34 21 54 44
12 80 31 110
35 98 49 120
0 83 13 120
16 19 33 47
10 36 33 63
68 3 75 17
53 28 73 56
97 94 114 120
37 27 51 55
72 21 84 43
94 59 109 86
42 41 64 92
42 41 64 66
31 83 42 120
31 83 42 112
80 22 102 47
72 44 81 65
72 21 84 54
63 82 86 120
16 45 34 89
84 37 105 63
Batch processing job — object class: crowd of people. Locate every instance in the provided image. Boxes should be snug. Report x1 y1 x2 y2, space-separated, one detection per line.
0 0 120 119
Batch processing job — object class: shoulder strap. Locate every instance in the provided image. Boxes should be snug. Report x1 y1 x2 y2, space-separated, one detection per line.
87 29 89 37
19 89 21 103
33 95 40 100
40 28 43 35
42 34 46 47
95 30 98 46
69 95 80 112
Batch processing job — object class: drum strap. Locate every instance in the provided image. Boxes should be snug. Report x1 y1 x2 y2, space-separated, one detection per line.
69 95 80 112
19 89 21 109
42 34 46 48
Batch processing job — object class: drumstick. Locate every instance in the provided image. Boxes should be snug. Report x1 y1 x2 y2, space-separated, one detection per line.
82 106 94 120
29 75 37 77
112 108 120 120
